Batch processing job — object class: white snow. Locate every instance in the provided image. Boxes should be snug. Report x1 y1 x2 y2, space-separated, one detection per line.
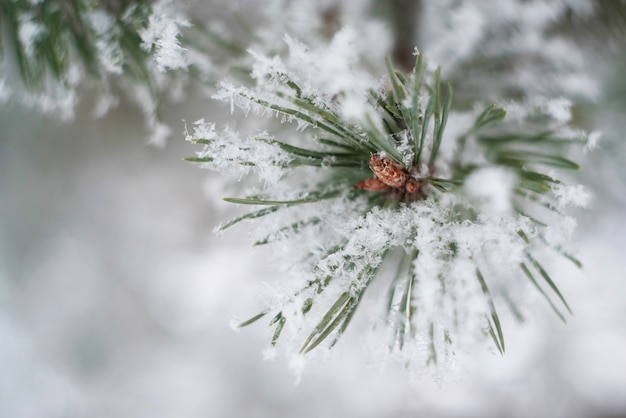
138 0 190 72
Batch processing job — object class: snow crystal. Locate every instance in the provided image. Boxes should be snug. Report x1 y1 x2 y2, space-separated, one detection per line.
17 14 44 58
552 184 592 209
88 10 124 75
212 82 264 116
464 167 516 217
543 98 572 124
249 50 289 86
289 354 306 385
139 0 190 72
187 120 293 185
147 122 171 148
585 131 601 153
338 93 374 125
543 216 577 247
92 92 120 119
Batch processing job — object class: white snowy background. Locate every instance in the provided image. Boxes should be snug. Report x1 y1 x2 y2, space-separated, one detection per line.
2 2 626 417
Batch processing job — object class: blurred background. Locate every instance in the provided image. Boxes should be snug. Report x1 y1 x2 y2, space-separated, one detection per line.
2 1 626 417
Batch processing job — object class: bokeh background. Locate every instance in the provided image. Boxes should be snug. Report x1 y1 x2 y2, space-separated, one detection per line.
2 2 626 417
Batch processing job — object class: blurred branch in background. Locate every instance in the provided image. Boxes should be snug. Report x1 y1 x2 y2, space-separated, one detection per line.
0 0 229 144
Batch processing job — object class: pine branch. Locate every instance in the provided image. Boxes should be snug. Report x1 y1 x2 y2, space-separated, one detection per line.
186 32 592 364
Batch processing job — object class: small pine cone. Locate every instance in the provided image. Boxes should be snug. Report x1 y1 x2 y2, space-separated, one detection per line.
370 155 407 188
355 177 392 191
405 178 420 193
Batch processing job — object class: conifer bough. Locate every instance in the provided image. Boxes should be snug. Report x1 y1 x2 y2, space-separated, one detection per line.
0 0 211 143
187 39 591 366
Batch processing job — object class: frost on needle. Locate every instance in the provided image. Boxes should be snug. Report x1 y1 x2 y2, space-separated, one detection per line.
186 32 592 368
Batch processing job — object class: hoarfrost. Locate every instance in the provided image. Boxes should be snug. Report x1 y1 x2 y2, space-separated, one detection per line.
543 98 573 124
147 122 172 148
139 0 190 72
585 131 602 153
17 13 44 58
214 29 382 127
88 10 124 75
544 216 578 247
464 167 516 217
553 184 592 209
183 2 593 374
186 120 293 185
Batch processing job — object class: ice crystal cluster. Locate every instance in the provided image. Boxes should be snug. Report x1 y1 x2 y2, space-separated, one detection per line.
186 27 593 368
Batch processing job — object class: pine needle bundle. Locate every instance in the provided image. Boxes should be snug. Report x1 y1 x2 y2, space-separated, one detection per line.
186 33 592 366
